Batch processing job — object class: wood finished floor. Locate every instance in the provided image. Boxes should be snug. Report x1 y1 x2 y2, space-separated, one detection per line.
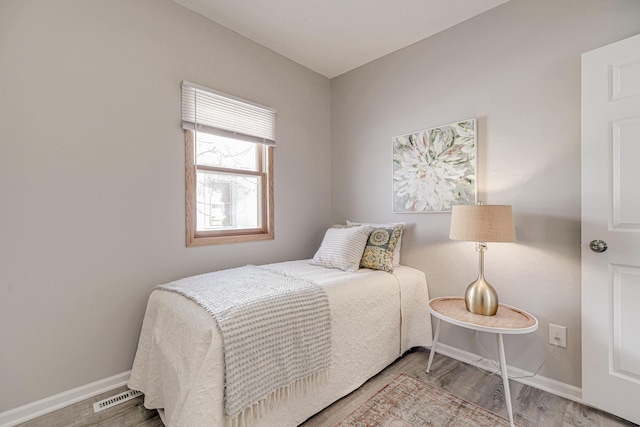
17 348 637 427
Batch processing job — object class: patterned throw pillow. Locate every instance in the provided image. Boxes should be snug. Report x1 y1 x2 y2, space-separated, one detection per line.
359 224 404 272
347 220 405 266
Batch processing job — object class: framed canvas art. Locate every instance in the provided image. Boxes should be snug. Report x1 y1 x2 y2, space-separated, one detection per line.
392 118 477 213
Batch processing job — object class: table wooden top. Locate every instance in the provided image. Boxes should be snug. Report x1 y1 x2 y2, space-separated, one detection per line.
428 297 538 334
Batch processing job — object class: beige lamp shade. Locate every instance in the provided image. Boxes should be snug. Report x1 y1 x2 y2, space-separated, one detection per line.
449 205 516 243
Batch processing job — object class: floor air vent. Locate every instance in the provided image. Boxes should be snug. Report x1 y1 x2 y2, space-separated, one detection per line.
93 389 143 413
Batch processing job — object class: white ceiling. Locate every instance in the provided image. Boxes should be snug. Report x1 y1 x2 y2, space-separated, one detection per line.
172 0 510 79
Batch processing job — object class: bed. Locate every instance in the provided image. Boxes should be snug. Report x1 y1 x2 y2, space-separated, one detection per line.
129 232 431 427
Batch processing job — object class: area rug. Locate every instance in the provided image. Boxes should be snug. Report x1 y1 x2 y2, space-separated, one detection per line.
334 373 515 427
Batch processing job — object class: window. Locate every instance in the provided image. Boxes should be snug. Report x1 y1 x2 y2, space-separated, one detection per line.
182 81 275 246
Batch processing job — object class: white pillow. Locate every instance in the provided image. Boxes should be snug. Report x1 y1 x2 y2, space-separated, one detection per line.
310 225 372 272
347 220 405 266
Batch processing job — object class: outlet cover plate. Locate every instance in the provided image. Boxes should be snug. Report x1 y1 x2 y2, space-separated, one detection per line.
549 324 567 348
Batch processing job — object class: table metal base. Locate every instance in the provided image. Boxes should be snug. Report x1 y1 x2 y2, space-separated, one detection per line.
426 318 516 427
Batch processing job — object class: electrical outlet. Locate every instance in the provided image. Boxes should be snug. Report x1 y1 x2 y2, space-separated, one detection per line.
548 324 567 348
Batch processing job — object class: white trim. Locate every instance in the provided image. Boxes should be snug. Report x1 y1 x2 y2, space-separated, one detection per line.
432 343 583 403
0 371 130 427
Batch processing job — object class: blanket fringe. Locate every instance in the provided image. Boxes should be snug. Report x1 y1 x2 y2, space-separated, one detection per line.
226 369 330 427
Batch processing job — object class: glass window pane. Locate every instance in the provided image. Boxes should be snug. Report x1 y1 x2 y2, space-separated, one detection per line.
196 171 261 231
195 132 258 171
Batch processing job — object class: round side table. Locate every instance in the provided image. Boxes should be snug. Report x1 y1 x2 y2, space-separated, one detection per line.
426 297 538 427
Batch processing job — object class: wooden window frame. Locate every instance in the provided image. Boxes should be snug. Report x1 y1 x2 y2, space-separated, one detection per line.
185 130 274 246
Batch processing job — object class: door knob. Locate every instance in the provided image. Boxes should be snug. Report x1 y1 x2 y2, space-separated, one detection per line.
589 240 608 253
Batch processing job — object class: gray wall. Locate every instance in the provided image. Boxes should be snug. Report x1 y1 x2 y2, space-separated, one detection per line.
0 0 331 412
330 0 640 388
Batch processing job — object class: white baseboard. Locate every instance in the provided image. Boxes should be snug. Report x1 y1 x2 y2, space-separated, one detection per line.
0 344 584 427
0 371 131 427
432 343 583 403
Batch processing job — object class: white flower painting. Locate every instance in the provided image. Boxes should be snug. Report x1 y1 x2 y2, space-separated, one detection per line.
393 119 476 213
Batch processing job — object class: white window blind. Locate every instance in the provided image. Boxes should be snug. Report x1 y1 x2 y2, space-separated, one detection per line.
182 81 276 146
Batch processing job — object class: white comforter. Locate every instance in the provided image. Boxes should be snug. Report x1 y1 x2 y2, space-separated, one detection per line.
128 260 432 427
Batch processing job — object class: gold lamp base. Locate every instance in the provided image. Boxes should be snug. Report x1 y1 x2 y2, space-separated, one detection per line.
465 276 498 316
450 204 515 317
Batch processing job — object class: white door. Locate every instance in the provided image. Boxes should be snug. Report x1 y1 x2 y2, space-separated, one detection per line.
582 33 640 424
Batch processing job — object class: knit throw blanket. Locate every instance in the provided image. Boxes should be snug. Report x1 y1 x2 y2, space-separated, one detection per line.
157 265 331 425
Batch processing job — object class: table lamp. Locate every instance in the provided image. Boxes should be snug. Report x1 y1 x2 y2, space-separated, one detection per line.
449 204 516 316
